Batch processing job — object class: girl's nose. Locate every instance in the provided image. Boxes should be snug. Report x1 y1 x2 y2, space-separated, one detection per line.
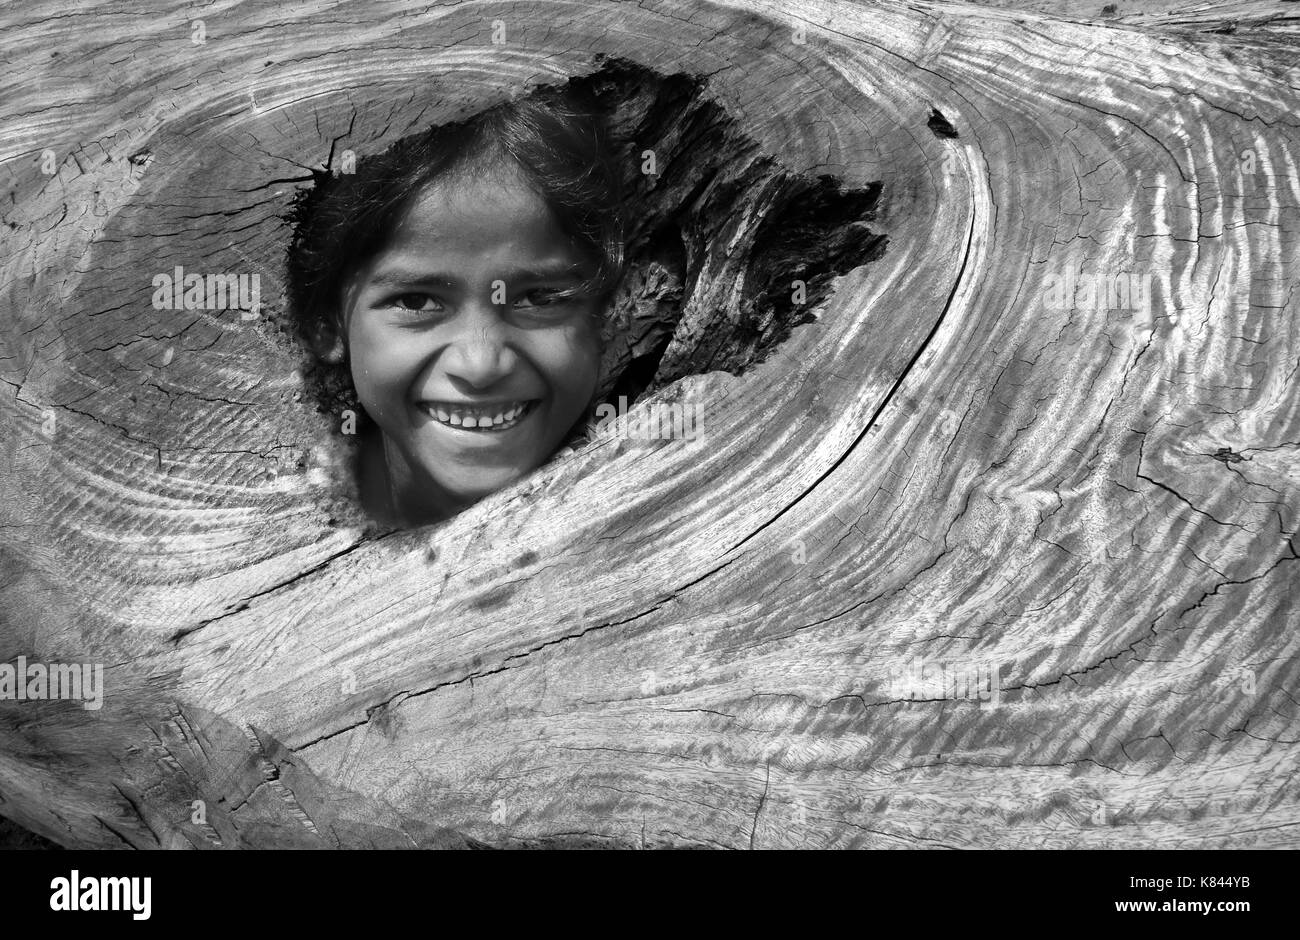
439 302 519 389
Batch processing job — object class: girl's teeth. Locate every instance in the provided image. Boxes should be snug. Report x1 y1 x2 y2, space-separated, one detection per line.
428 401 531 430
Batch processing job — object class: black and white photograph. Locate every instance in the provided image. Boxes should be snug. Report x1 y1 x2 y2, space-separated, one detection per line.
0 0 1296 917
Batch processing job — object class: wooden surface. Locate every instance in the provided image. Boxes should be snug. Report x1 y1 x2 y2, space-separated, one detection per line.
1 0 1297 848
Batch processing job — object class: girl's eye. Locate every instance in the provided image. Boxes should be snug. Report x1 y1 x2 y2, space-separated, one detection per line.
514 288 569 310
389 293 442 313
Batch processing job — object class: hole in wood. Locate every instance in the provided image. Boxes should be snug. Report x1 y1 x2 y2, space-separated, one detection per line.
281 60 886 530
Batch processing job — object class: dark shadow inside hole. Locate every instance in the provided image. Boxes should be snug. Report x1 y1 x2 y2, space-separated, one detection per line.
279 58 886 530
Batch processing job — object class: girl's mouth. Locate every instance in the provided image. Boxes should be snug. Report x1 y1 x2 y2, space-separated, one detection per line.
418 399 538 432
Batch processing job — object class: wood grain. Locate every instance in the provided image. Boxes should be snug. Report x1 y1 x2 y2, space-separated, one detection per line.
1 0 1297 848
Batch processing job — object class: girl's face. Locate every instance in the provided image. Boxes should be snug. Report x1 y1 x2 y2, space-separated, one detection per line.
342 163 604 521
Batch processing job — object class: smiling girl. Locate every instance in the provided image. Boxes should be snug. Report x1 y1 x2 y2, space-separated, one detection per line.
288 88 625 527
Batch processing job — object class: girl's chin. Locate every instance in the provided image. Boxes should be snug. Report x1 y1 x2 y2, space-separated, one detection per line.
427 461 535 500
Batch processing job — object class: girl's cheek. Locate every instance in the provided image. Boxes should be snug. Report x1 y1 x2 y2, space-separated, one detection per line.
350 324 420 403
555 318 603 376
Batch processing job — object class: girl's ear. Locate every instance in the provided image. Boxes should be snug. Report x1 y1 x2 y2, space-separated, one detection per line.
320 334 346 365
310 313 347 364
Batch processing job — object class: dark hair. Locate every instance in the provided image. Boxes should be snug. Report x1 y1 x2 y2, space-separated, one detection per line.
286 87 626 358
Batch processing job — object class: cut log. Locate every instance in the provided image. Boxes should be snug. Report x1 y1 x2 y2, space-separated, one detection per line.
1 0 1297 848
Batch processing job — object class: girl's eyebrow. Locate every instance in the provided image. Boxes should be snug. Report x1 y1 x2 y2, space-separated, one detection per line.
366 268 461 289
365 262 586 290
507 265 586 283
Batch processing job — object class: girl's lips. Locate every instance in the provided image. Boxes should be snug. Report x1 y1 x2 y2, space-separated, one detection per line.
418 399 539 432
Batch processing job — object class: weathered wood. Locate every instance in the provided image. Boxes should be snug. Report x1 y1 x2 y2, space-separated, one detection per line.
1 0 1298 848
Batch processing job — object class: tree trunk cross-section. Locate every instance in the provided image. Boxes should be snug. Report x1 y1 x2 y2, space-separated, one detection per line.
1 0 1298 848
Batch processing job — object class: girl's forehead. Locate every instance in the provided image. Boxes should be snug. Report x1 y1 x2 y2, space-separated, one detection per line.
397 178 550 238
413 160 541 212
359 168 588 283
